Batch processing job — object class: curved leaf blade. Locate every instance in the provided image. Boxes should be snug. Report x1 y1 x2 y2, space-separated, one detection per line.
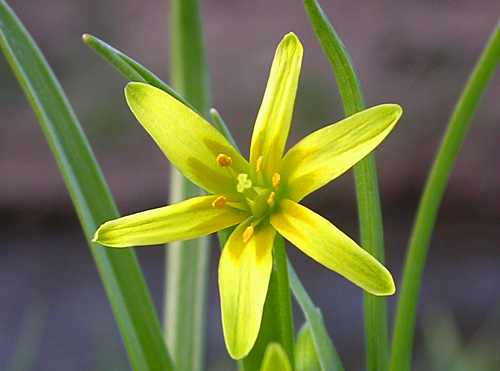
288 260 344 371
0 2 173 370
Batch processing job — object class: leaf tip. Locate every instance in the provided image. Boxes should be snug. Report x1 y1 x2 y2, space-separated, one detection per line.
82 33 92 44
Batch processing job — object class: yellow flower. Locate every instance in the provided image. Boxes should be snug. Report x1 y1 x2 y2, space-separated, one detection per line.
93 32 402 359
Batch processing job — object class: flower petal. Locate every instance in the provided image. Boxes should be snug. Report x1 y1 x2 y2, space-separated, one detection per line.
280 104 403 202
249 33 303 183
270 199 395 296
219 221 276 359
93 195 249 247
125 82 250 195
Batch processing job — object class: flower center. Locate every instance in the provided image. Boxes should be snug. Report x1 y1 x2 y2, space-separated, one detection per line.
216 153 282 242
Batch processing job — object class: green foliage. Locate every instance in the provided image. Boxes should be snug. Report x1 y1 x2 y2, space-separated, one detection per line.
390 17 500 371
0 1 173 370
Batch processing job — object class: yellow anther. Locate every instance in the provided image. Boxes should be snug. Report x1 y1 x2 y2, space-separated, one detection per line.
272 173 281 188
267 191 276 207
237 173 253 193
212 196 227 209
256 156 264 171
217 154 233 167
243 226 255 243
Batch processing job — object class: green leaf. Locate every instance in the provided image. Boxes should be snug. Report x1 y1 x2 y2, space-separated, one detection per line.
301 1 391 369
0 2 173 370
288 260 344 371
164 1 212 370
273 234 296 367
82 33 194 111
390 16 500 371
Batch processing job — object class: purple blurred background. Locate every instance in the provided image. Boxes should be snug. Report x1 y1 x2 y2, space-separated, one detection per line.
1 0 500 369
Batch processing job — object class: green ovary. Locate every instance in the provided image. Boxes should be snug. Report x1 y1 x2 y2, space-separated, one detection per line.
248 188 274 219
236 172 276 219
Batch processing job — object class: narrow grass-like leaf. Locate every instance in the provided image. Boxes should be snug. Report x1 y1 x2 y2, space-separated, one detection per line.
82 33 194 111
301 1 389 370
288 260 344 371
164 0 211 370
390 17 500 371
0 2 173 370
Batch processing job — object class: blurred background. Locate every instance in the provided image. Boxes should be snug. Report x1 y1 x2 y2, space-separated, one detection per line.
1 0 500 369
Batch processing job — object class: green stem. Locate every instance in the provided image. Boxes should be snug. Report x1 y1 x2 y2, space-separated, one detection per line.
164 0 211 370
274 234 296 368
301 1 389 370
239 234 295 371
390 16 500 371
355 156 390 371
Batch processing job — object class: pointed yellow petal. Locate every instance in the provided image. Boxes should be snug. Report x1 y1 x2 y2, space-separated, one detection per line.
260 343 293 371
270 199 395 296
125 82 249 195
249 33 303 183
280 104 403 202
219 221 276 359
93 195 249 247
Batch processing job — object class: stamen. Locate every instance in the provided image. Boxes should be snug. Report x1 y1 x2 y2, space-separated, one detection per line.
212 196 227 209
237 173 253 193
272 173 281 188
243 226 255 243
267 191 276 207
256 156 264 171
217 154 233 167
